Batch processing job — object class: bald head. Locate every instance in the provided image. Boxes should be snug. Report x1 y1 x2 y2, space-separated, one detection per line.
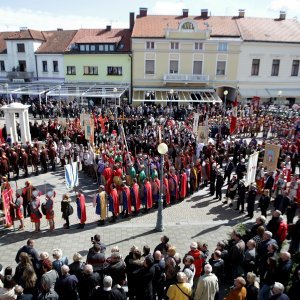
61 265 70 275
154 250 162 261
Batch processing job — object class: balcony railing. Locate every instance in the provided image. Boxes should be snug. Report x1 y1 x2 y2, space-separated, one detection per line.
163 73 209 83
6 71 34 81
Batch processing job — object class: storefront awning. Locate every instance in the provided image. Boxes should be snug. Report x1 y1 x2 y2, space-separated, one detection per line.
266 89 300 98
239 88 270 98
132 88 222 103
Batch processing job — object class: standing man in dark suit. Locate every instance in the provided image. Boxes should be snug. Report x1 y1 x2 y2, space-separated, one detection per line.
224 157 234 185
264 171 275 191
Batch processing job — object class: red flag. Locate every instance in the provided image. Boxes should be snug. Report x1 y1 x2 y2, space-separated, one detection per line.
230 98 238 134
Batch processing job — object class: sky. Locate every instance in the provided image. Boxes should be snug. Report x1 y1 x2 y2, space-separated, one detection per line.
0 0 300 31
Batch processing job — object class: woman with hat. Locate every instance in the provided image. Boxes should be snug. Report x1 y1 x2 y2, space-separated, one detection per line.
61 193 72 229
29 190 42 232
45 191 55 231
10 189 24 230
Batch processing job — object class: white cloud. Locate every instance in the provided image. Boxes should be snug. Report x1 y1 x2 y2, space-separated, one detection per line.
0 7 129 31
268 0 300 14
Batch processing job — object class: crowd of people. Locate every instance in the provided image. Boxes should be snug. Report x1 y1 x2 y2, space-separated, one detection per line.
0 99 300 299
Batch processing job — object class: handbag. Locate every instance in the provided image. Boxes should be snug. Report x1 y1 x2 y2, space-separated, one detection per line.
175 284 193 300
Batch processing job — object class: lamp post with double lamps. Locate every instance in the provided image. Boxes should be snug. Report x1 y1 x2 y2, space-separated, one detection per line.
155 142 168 232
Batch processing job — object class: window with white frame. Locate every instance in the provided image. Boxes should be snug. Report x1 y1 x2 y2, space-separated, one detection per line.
42 61 48 72
291 60 299 76
67 66 76 75
83 66 98 75
193 61 202 74
218 42 228 51
251 59 260 76
271 59 280 76
169 60 179 74
145 60 155 74
170 42 179 50
216 61 226 75
195 42 203 50
146 41 155 49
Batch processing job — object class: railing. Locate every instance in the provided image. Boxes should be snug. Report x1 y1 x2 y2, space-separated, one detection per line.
163 73 209 82
6 71 34 80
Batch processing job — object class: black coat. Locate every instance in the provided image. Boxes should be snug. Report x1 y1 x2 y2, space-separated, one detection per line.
132 266 155 300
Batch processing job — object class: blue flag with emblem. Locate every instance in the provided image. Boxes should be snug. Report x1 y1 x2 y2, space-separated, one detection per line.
65 162 79 189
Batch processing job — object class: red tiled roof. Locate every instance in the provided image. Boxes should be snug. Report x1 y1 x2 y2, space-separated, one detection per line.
5 29 45 41
236 17 300 42
0 31 14 54
68 28 131 51
36 30 77 53
132 15 240 38
132 14 300 42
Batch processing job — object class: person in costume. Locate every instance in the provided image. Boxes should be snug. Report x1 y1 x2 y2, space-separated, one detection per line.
76 190 86 229
95 185 107 225
61 193 72 229
168 167 178 204
151 174 160 207
30 190 42 233
103 162 113 193
120 183 132 218
109 183 119 222
130 178 141 214
143 177 153 213
22 180 33 218
179 168 187 200
45 190 55 231
163 173 171 206
10 189 24 230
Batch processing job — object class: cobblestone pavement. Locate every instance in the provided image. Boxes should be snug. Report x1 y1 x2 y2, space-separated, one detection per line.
0 163 261 270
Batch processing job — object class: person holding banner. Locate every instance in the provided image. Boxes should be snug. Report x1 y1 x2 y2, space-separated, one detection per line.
255 162 265 195
29 190 42 233
10 189 24 230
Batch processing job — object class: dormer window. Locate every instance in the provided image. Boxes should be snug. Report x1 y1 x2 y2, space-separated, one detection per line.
181 21 194 30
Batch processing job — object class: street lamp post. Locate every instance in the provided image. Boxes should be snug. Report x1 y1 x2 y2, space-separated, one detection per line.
223 90 228 115
155 142 168 232
113 87 118 120
277 90 282 107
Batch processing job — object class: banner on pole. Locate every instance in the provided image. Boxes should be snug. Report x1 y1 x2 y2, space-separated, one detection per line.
263 144 281 171
197 126 209 144
2 188 13 225
193 113 199 135
65 162 79 189
246 151 259 186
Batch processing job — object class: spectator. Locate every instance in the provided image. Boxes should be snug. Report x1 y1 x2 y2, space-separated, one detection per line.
52 249 68 277
167 272 192 300
68 253 85 280
224 276 247 300
245 272 259 300
270 282 289 300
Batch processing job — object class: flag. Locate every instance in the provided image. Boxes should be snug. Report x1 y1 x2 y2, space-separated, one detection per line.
65 162 79 189
245 152 259 186
230 98 238 134
193 113 199 135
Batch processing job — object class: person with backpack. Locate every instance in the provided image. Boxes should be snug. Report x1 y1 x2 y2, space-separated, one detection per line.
61 193 73 229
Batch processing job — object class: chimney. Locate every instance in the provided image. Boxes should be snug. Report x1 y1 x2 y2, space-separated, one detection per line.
182 9 189 18
238 9 245 18
201 9 208 18
106 25 111 31
57 28 63 31
279 11 286 20
19 27 28 31
139 7 148 17
130 12 135 31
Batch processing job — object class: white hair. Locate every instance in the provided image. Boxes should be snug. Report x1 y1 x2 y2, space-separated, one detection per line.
204 264 213 274
52 249 63 260
272 282 284 294
103 276 113 288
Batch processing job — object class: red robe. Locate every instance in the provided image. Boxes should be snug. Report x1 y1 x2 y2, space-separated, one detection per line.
110 188 119 216
164 178 170 205
144 181 153 209
77 194 87 224
180 173 187 199
103 167 113 193
131 183 141 212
